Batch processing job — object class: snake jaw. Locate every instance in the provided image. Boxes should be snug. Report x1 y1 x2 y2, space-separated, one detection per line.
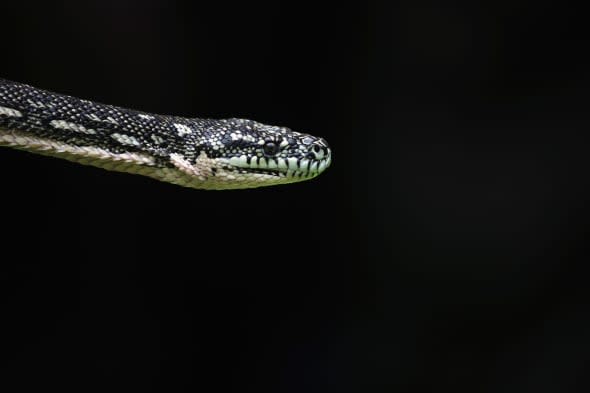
222 140 332 183
217 154 331 186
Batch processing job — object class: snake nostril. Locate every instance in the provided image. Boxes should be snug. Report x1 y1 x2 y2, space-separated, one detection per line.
313 145 321 153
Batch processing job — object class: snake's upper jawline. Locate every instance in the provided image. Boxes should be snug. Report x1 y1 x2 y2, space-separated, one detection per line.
225 158 331 178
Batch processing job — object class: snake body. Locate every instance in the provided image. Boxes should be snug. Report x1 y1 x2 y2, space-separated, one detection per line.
0 79 331 190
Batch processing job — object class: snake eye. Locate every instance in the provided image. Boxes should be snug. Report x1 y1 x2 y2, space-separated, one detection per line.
263 141 279 156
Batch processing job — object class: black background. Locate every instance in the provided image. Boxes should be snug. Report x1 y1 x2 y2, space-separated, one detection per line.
1 1 590 392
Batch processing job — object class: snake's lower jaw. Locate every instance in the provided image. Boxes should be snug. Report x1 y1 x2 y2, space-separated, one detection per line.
225 153 331 181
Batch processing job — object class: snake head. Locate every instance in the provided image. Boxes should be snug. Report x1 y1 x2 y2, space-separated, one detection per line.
196 118 331 189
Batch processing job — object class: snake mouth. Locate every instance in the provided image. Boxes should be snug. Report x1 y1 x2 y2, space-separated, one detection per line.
226 155 331 178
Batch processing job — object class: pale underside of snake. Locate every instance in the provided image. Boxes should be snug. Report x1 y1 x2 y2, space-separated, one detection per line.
0 78 331 190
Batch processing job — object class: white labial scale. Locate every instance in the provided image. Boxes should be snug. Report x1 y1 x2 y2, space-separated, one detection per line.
267 158 278 169
228 155 249 167
278 158 288 170
229 156 243 166
287 157 298 169
299 159 309 171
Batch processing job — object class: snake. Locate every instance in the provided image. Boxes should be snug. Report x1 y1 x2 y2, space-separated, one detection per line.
0 78 331 190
